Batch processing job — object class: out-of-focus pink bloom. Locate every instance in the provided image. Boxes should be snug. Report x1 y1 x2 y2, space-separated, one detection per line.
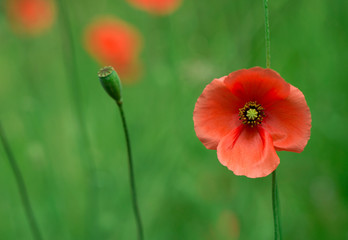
84 17 143 83
127 0 182 15
7 0 55 35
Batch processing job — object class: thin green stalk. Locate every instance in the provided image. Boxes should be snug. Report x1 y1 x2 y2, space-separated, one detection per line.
98 66 144 239
0 122 43 240
56 0 99 238
264 0 281 239
272 171 281 240
264 0 271 68
117 104 144 240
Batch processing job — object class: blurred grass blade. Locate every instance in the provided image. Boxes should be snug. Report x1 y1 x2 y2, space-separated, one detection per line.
0 122 43 240
56 0 99 238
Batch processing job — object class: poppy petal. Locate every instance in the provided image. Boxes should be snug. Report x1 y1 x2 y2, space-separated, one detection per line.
217 126 279 178
263 85 311 153
127 0 182 15
193 77 243 150
223 67 290 107
7 0 55 35
84 17 142 81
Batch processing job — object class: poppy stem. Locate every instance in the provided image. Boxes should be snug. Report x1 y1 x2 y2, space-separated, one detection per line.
264 0 281 238
0 122 43 240
272 170 281 240
98 66 143 239
264 0 271 68
117 103 144 240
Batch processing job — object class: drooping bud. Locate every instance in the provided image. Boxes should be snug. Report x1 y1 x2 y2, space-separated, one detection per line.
98 66 123 105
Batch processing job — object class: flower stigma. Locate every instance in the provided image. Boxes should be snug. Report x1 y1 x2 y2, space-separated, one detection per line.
239 101 265 127
246 109 258 120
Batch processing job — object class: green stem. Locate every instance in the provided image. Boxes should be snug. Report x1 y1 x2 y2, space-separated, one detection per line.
272 171 281 240
0 122 43 240
264 0 271 68
264 0 281 238
117 104 144 240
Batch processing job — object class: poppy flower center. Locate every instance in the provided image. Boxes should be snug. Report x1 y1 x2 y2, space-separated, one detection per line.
239 101 265 127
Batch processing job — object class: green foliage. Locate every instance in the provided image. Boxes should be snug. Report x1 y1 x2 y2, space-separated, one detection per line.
1 0 348 239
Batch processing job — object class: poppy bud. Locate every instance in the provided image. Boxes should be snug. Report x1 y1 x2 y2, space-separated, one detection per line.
98 66 122 105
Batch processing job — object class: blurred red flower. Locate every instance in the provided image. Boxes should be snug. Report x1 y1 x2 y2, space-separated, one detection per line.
127 0 182 15
6 0 55 35
193 67 311 178
84 17 143 82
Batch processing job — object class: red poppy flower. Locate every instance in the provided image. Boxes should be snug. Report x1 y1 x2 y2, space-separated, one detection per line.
84 17 143 82
193 67 311 178
6 0 55 35
127 0 182 15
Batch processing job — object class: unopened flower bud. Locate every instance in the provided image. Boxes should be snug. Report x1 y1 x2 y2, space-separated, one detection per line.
98 66 122 105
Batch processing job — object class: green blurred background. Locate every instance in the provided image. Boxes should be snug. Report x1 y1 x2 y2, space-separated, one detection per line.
1 0 348 239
